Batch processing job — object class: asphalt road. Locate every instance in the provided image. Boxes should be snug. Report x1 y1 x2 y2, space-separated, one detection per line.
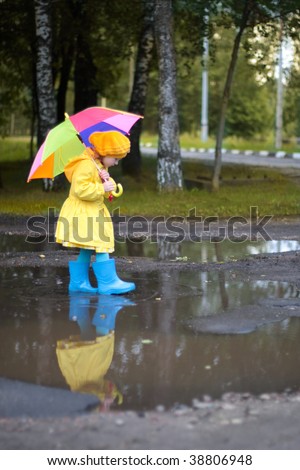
141 146 300 169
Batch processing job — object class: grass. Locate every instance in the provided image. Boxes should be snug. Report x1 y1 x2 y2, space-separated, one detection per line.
1 136 300 218
0 136 34 162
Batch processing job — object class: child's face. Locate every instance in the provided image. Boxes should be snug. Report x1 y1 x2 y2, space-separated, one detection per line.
102 157 119 168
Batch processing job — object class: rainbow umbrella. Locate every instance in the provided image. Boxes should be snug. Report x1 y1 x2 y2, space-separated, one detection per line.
27 107 143 182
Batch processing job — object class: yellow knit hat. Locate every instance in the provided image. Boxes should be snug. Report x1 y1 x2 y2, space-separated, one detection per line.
89 131 130 159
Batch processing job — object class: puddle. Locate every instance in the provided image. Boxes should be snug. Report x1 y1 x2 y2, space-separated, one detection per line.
1 266 300 412
117 238 300 263
1 233 300 262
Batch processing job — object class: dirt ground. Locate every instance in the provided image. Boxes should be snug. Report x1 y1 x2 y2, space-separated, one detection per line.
1 215 300 450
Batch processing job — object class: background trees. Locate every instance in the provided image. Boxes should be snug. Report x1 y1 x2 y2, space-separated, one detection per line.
154 0 182 190
34 0 57 191
1 0 300 192
122 0 155 178
211 0 300 190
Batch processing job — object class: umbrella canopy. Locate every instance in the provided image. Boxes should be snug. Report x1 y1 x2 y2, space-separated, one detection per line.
27 107 143 182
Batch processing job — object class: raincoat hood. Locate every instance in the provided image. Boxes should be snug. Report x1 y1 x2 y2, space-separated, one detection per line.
64 150 102 183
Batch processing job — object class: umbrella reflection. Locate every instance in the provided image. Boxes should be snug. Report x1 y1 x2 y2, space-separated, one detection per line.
56 293 134 411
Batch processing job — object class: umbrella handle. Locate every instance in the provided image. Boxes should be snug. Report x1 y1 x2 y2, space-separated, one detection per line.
111 183 123 198
101 171 123 201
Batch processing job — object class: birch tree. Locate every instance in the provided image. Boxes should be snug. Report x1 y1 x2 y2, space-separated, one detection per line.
154 0 183 191
34 0 57 191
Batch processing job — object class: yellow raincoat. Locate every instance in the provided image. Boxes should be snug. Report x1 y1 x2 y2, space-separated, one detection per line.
55 150 116 253
56 333 123 405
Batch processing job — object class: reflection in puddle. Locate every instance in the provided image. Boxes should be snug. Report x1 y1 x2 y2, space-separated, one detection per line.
57 295 134 412
117 238 300 263
1 233 300 263
1 266 300 411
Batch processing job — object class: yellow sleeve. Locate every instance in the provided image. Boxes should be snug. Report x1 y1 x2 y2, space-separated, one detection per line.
73 161 105 201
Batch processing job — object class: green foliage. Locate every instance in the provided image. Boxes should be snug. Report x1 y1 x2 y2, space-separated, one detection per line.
1 0 300 144
142 9 298 141
174 0 210 57
208 26 275 138
0 0 142 133
0 0 35 132
83 0 142 98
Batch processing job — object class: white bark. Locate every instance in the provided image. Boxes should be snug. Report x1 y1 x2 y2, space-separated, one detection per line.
154 0 182 191
34 0 56 143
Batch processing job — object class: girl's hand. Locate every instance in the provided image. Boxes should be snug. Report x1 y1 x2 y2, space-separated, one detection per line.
103 180 115 192
100 169 110 180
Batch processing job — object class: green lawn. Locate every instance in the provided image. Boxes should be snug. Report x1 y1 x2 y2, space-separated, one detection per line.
1 137 300 218
142 132 300 153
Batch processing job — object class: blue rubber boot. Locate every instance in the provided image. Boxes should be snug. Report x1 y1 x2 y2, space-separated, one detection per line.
92 259 135 295
68 261 98 294
92 295 136 335
69 293 94 341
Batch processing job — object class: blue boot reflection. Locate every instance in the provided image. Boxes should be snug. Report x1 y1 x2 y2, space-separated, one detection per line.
56 293 135 411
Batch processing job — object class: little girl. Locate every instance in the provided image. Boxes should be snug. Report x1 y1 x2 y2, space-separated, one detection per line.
55 130 135 295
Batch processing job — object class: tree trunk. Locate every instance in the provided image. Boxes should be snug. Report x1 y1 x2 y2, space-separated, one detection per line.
211 0 252 191
122 0 155 178
34 0 57 142
154 0 182 191
30 82 37 161
34 0 57 191
57 42 74 123
74 34 98 112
